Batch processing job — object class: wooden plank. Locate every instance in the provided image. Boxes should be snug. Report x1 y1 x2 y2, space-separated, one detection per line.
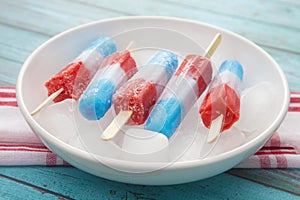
263 47 300 91
227 169 300 196
278 0 300 6
0 23 49 63
0 80 13 86
0 58 21 85
0 174 71 199
0 1 299 67
0 0 126 36
72 0 300 53
163 0 300 29
0 0 298 53
0 166 299 199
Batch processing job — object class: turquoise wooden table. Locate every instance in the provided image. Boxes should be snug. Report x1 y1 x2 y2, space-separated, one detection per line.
1 0 300 199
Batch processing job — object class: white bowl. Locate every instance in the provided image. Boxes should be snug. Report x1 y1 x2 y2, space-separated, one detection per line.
17 16 289 185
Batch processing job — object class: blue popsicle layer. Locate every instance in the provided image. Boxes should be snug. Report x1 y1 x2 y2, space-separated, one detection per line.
218 59 244 81
147 51 178 79
145 97 183 138
85 36 117 58
79 79 115 120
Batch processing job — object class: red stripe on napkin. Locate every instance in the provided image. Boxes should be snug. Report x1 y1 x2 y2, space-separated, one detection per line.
255 147 298 155
0 86 68 166
290 91 300 100
264 132 281 147
289 92 300 112
0 87 18 107
46 152 58 166
0 102 18 107
259 155 272 168
257 154 288 168
289 107 300 112
290 97 300 103
0 86 16 89
275 155 288 168
0 144 50 152
0 92 16 98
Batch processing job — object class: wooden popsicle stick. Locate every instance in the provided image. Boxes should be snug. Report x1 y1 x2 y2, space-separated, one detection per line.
101 110 133 140
202 33 223 145
100 41 137 140
199 114 223 158
207 114 223 143
126 40 136 51
203 33 222 59
198 34 223 158
30 88 63 116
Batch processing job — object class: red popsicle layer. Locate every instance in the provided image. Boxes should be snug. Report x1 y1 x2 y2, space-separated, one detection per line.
176 55 212 97
45 61 90 102
199 84 240 132
113 78 157 125
100 50 137 78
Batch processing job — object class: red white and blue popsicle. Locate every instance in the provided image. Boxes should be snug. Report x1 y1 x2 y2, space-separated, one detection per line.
44 36 117 103
199 59 244 143
144 34 221 139
78 49 137 120
31 36 117 116
102 50 178 140
113 50 178 125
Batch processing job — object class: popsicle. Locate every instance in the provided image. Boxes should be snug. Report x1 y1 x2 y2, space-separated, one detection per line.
30 36 116 116
145 34 222 138
44 36 117 103
113 50 178 125
78 49 137 120
199 59 244 143
101 50 178 140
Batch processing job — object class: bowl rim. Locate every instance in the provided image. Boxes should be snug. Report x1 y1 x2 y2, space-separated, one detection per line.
16 16 290 171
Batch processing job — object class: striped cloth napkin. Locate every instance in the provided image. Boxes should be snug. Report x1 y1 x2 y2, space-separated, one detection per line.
0 86 299 168
0 86 67 166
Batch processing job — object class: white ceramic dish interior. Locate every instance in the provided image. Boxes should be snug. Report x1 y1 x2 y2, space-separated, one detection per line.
17 16 289 185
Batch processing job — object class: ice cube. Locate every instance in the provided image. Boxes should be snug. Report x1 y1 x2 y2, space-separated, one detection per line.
235 82 274 133
122 128 169 155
